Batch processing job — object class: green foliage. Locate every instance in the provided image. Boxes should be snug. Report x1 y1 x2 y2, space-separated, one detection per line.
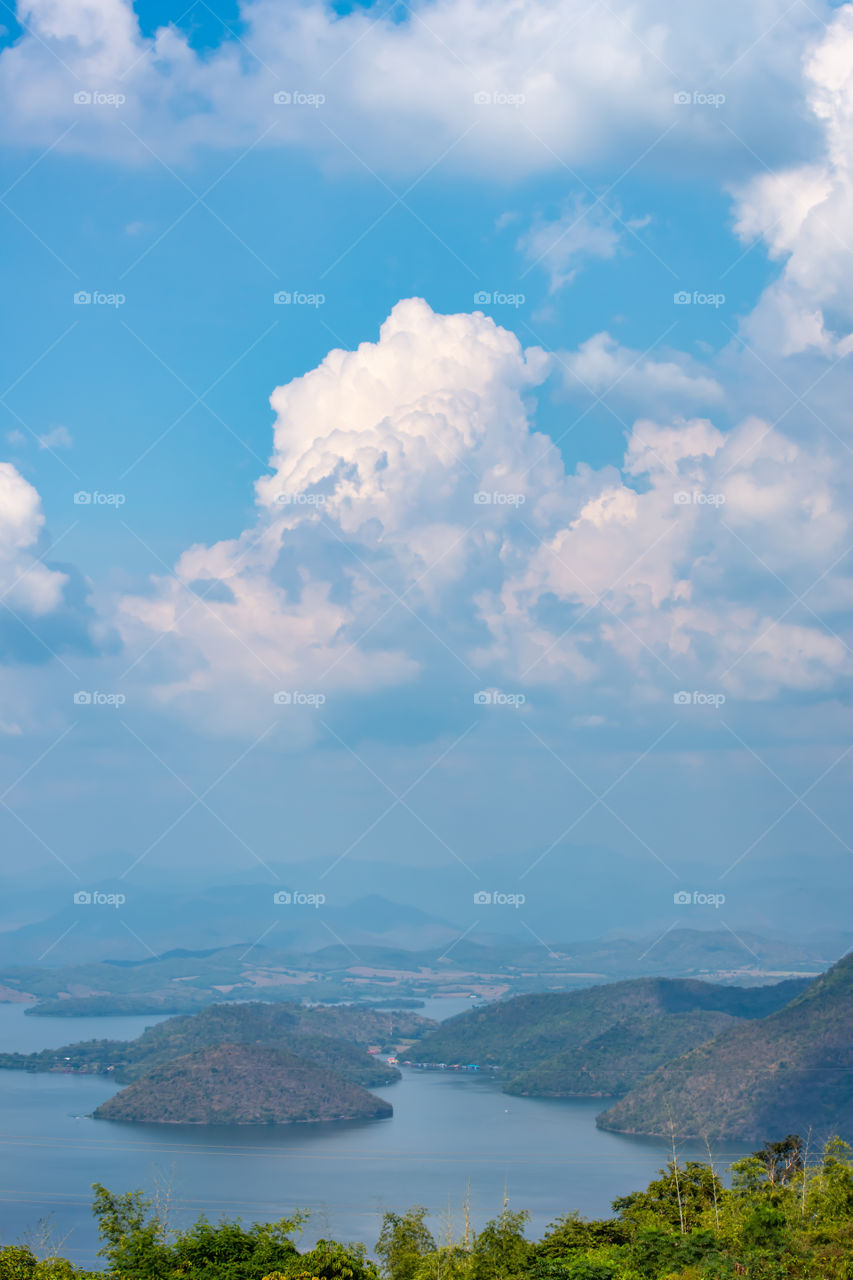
91 1182 307 1279
470 1207 530 1280
412 979 807 1101
376 1209 436 1280
287 1239 380 1280
7 1137 853 1280
0 1248 92 1280
612 1161 722 1233
600 952 853 1141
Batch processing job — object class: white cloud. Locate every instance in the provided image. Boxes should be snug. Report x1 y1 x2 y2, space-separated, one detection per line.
0 0 831 175
518 198 625 292
0 462 67 615
118 301 853 728
560 332 724 406
36 425 73 450
734 5 853 355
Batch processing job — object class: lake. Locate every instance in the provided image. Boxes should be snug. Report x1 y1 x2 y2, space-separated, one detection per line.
0 1003 750 1267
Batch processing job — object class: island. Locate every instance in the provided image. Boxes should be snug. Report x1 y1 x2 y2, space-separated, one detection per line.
93 1042 394 1125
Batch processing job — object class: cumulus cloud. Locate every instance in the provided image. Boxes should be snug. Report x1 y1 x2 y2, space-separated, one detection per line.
0 0 830 174
488 411 850 699
734 4 853 355
559 332 724 407
118 300 853 731
0 462 67 617
0 463 106 677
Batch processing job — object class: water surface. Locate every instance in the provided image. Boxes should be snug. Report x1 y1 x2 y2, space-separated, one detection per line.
0 1003 749 1267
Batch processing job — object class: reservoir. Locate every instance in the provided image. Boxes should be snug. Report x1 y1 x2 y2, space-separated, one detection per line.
0 1002 750 1267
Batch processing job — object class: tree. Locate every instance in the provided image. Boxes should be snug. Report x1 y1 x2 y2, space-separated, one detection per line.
91 1184 170 1278
613 1162 722 1234
751 1135 803 1186
288 1239 380 1280
470 1208 530 1280
376 1209 436 1280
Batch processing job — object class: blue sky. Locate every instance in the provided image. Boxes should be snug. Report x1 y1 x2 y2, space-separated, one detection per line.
0 0 851 954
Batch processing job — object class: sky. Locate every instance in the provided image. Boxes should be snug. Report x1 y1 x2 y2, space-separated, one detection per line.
0 0 852 953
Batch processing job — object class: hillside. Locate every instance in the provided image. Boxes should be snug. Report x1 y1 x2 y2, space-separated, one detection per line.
0 1001 433 1088
412 976 808 1097
93 1043 394 1125
598 950 853 1139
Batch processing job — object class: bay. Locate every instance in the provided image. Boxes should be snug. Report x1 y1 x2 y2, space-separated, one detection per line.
0 1003 749 1268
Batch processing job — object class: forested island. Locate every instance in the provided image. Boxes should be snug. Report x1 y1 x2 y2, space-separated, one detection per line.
93 1043 394 1125
0 1002 432 1127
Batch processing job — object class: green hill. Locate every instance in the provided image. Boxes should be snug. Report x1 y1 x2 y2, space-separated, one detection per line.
598 950 853 1139
412 976 808 1097
93 1043 394 1125
0 1001 433 1088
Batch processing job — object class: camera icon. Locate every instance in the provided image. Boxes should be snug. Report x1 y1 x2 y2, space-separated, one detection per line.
73 491 92 505
473 691 492 705
473 291 491 305
673 890 692 905
73 91 92 105
273 890 292 905
73 890 92 904
473 891 492 904
673 290 691 304
73 691 92 705
273 91 292 105
673 491 691 504
673 91 691 105
473 91 492 105
273 291 292 304
273 691 292 705
673 691 691 705
473 491 491 505
73 291 91 305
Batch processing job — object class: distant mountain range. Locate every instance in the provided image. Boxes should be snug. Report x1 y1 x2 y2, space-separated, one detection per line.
2 845 850 963
0 888 462 965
